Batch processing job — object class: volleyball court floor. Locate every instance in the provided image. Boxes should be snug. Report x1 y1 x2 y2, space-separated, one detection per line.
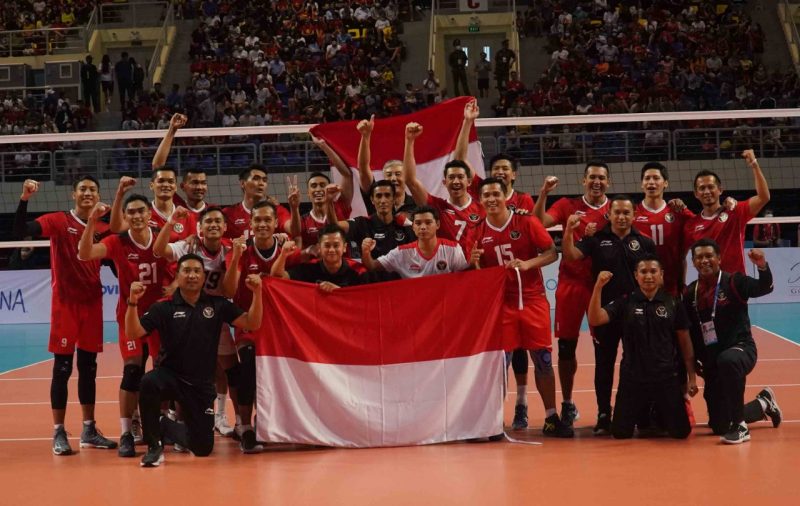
1 305 798 505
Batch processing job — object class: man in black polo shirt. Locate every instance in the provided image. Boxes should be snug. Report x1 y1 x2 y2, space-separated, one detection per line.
326 180 414 263
271 224 371 291
562 194 656 434
588 255 698 439
685 238 782 444
125 254 263 467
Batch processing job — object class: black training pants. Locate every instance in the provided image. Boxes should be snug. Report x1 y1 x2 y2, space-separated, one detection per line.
702 345 757 434
593 322 622 416
139 367 215 456
611 376 691 439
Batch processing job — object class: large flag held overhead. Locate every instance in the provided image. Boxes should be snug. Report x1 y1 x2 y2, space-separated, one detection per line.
310 96 485 217
254 268 506 448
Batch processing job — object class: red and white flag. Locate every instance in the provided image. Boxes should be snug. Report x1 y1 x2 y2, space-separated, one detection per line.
310 97 485 217
254 268 506 448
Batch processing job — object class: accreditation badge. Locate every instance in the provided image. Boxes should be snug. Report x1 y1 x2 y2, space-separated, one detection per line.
701 321 718 346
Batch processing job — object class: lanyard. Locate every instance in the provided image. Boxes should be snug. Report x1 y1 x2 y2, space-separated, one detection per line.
694 270 722 322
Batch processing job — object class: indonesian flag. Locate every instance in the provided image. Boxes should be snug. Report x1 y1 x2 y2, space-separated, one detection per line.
254 268 506 448
310 97 485 217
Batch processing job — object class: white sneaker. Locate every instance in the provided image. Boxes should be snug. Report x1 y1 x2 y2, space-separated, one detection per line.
173 442 189 453
215 413 234 437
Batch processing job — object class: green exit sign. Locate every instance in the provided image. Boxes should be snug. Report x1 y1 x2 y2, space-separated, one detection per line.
468 25 480 32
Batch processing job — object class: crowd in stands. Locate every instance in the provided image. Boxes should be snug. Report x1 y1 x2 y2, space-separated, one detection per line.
0 0 95 56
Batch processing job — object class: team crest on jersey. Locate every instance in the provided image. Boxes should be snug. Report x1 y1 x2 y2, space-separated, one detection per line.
410 264 421 272
628 240 641 251
664 213 674 223
468 213 480 222
127 253 139 261
394 231 406 241
510 230 521 240
717 292 728 304
436 260 448 270
203 307 215 319
655 306 668 318
718 212 729 223
173 223 184 233
603 212 610 220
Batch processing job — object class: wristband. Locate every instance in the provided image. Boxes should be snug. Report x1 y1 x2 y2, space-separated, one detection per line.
127 299 138 307
749 158 758 166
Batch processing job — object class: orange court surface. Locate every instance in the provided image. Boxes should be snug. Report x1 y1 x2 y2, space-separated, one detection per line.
1 326 798 505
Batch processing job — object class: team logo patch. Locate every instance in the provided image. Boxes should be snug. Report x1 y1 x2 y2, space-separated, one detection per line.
203 307 215 319
600 240 613 247
173 222 184 233
510 230 521 240
410 264 421 272
634 308 644 315
374 232 386 239
67 227 78 235
481 237 494 244
717 292 728 303
394 231 406 241
718 212 729 223
655 306 668 318
665 213 674 223
468 213 480 222
127 253 139 261
436 260 448 270
235 218 246 225
629 240 641 251
173 311 186 318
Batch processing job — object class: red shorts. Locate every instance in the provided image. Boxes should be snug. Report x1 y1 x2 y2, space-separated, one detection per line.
502 296 552 351
118 324 160 361
48 298 104 354
234 327 255 346
554 280 592 339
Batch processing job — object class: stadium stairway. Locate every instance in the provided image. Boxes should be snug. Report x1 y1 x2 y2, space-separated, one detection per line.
157 18 198 97
396 11 432 96
758 0 793 71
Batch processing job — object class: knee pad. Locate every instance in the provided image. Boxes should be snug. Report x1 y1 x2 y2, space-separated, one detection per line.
76 349 98 405
120 364 144 393
50 354 74 409
557 339 577 361
511 349 528 376
225 363 241 390
531 349 554 377
237 345 256 406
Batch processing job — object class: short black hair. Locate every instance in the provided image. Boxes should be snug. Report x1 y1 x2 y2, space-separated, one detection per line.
252 200 277 215
584 160 610 176
489 153 518 172
198 206 225 223
151 167 177 181
635 253 663 270
124 193 150 209
72 175 100 190
370 179 396 198
177 253 204 271
410 205 440 221
477 177 508 196
307 171 330 184
183 168 207 181
640 162 669 181
609 194 634 207
443 159 472 179
694 169 722 189
691 238 721 257
318 223 346 243
239 163 267 181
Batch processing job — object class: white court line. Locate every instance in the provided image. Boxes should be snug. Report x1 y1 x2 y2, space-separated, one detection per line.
0 375 121 382
508 384 800 395
525 357 800 369
753 325 800 349
0 358 52 377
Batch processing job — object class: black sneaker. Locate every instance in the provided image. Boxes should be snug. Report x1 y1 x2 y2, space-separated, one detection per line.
543 414 574 438
721 423 751 444
118 431 136 457
593 413 611 436
80 422 118 449
140 443 165 467
488 433 505 441
511 404 528 430
53 427 72 456
561 402 580 428
757 387 782 428
240 429 263 454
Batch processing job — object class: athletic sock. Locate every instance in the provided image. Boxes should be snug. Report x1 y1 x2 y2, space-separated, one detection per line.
563 399 574 405
235 415 243 426
54 423 64 431
217 393 227 413
758 398 767 413
120 417 132 434
83 420 94 427
516 385 528 406
545 408 557 417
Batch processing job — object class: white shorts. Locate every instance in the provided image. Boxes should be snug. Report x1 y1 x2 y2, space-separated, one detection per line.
218 324 237 356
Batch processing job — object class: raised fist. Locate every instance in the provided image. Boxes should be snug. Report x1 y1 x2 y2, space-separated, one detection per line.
541 176 559 194
129 281 146 303
21 179 39 201
169 113 188 130
90 202 110 221
596 271 613 286
748 248 766 268
566 214 581 231
356 115 375 137
118 176 136 194
244 274 262 291
405 122 423 140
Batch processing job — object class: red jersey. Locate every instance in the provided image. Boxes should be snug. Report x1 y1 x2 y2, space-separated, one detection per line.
426 193 484 254
300 199 352 247
36 211 109 302
546 196 610 284
682 200 754 274
148 201 193 242
226 242 301 309
468 176 536 212
634 202 694 296
476 213 554 303
223 200 291 240
101 229 170 319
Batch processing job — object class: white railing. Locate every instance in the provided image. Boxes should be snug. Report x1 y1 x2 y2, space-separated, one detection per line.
146 2 176 88
781 0 800 75
99 1 170 27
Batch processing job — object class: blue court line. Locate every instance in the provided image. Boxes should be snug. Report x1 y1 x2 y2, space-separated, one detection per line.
1 306 798 374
